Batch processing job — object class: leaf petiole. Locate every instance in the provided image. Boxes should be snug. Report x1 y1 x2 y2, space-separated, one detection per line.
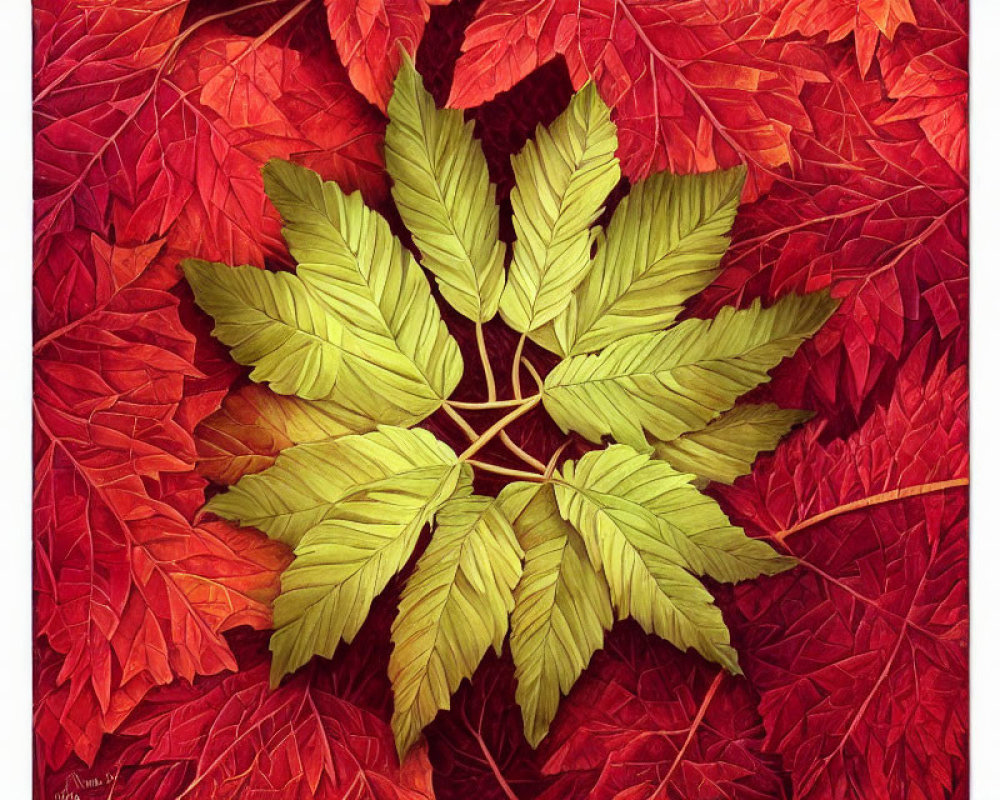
444 394 541 410
467 460 547 482
458 394 542 461
475 320 498 401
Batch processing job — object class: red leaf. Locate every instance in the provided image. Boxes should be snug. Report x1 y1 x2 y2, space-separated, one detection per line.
326 0 452 110
33 233 290 767
449 0 827 199
34 1 386 271
717 342 968 800
536 626 788 800
40 636 434 800
761 0 916 75
875 0 969 173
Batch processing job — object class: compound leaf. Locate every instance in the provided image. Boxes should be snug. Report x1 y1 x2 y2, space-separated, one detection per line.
262 158 463 425
270 427 473 685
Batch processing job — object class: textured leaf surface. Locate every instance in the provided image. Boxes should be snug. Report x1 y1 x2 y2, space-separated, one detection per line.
553 166 745 356
653 404 814 485
498 83 620 335
262 159 463 423
450 0 822 199
386 57 505 322
721 343 968 800
501 482 613 747
543 293 837 450
553 448 742 673
195 383 379 485
270 428 472 683
183 260 343 400
390 495 522 756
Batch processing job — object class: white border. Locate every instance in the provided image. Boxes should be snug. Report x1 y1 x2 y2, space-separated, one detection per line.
0 0 33 796
2 2 991 798
970 1 998 796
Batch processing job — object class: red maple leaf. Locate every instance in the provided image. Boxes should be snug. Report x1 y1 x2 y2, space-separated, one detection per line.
693 48 967 419
39 631 434 800
875 0 968 174
326 0 453 111
536 626 788 800
761 0 916 76
717 341 968 799
34 0 386 271
33 231 291 767
449 0 827 199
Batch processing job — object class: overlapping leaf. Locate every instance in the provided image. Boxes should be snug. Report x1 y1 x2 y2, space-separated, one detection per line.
543 293 837 450
720 342 968 799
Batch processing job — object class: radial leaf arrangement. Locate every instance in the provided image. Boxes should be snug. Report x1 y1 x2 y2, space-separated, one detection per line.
184 56 838 758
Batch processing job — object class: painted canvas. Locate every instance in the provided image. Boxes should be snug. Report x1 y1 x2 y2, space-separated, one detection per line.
33 1 969 798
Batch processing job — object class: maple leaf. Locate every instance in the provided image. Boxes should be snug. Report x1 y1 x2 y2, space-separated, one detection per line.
875 0 969 174
535 624 788 800
34 1 386 271
40 632 435 800
33 231 290 767
695 48 967 420
718 341 968 799
761 0 916 76
326 0 452 111
449 0 827 199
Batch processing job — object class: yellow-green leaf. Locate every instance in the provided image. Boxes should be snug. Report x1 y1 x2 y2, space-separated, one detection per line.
182 260 343 400
270 428 472 685
207 427 465 548
553 449 742 673
390 495 523 756
543 292 837 451
385 56 505 322
653 403 814 485
555 167 746 356
262 158 463 425
499 83 620 335
564 445 794 585
501 482 613 747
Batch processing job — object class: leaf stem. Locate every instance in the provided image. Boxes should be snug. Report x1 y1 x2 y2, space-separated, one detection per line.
440 402 478 443
467 460 547 482
499 432 548 472
511 333 526 400
475 320 498 402
444 395 539 411
543 440 572 479
520 356 544 393
458 395 541 461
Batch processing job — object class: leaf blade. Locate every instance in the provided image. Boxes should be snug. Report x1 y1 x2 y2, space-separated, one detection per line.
499 83 621 334
543 292 837 450
390 495 523 757
385 57 505 322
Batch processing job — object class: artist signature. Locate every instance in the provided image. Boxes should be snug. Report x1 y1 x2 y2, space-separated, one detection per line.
53 770 118 800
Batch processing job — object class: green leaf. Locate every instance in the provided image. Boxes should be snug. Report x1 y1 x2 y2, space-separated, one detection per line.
269 427 472 685
653 403 814 485
385 56 505 322
499 83 620 335
390 495 523 756
182 260 343 400
262 158 463 425
207 427 467 548
563 445 795 585
553 448 744 673
554 167 746 356
542 292 838 451
500 482 613 747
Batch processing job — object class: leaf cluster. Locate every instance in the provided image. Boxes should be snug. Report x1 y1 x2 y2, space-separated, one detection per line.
184 58 836 757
